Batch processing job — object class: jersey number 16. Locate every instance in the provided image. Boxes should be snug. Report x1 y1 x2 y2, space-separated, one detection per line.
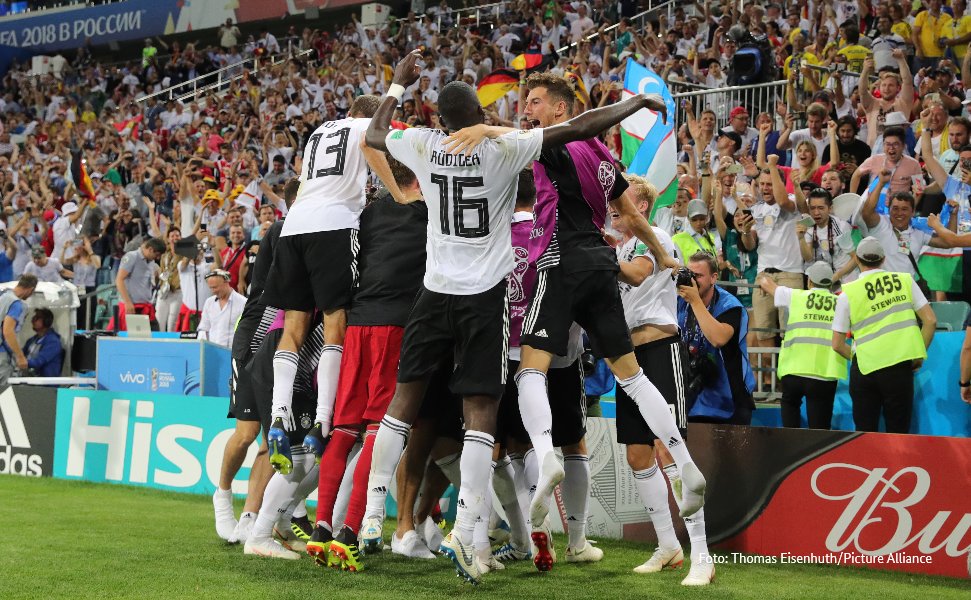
430 174 490 238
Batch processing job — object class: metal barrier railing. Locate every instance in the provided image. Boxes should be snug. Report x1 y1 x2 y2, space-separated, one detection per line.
556 0 684 55
671 80 788 134
78 283 117 331
714 279 784 399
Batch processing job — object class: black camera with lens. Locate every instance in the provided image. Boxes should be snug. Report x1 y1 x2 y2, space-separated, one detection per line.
686 350 718 396
675 267 697 288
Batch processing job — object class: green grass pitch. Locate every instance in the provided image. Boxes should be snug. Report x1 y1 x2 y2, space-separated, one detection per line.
1 476 969 599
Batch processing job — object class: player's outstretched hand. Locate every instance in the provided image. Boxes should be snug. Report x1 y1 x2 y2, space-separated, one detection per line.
659 254 680 272
642 94 667 125
444 124 493 155
393 49 422 88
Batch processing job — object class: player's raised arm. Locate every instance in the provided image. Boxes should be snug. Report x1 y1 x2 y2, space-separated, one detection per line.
365 50 422 152
541 93 667 149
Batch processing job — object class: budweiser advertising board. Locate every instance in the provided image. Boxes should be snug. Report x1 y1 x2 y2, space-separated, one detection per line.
549 421 970 579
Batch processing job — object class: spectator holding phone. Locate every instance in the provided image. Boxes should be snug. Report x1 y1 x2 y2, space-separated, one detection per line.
737 156 806 383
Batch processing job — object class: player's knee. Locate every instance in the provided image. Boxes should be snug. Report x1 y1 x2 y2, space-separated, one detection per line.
626 443 656 471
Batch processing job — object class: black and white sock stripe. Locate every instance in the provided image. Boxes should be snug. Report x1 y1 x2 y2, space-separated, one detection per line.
632 465 659 480
464 431 495 450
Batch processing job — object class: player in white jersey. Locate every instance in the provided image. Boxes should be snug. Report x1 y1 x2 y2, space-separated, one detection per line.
358 50 673 585
612 176 713 586
261 95 400 473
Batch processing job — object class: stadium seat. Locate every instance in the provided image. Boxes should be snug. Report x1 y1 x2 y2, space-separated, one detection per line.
930 301 970 332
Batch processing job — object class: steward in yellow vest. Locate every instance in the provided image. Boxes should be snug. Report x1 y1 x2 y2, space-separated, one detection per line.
759 261 847 430
831 237 937 433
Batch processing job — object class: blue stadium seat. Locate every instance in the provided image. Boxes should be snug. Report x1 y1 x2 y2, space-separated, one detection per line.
930 301 971 332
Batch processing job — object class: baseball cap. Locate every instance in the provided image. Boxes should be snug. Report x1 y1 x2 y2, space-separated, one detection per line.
61 201 79 216
856 236 886 262
806 261 835 287
31 246 45 258
43 209 56 222
203 189 222 203
687 199 708 218
729 106 748 119
718 130 743 150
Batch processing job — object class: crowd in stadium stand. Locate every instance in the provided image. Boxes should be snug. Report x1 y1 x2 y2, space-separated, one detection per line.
0 0 969 418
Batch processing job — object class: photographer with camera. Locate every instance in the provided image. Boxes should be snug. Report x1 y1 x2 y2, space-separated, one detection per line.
676 252 756 425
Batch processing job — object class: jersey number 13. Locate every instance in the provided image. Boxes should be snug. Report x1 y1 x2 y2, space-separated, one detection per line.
306 126 350 179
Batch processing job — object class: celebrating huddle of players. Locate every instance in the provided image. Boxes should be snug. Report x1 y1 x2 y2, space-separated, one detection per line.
223 50 714 587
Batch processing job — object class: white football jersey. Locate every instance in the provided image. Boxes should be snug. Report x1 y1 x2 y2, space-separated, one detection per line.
282 117 371 237
385 126 544 295
616 227 680 330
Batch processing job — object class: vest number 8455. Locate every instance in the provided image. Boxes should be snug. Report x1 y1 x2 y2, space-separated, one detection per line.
864 273 903 300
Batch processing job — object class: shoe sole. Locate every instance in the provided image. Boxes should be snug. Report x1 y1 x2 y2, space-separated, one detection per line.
440 545 481 585
330 543 364 572
244 545 300 560
531 531 554 572
306 541 332 567
268 439 293 475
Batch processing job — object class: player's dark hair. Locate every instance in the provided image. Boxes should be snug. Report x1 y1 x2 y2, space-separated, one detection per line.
283 178 300 207
526 72 576 117
515 169 536 210
350 94 381 118
388 156 417 189
438 82 484 131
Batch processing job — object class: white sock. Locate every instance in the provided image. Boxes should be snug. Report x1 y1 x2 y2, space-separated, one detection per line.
364 415 411 518
618 370 693 468
633 465 679 551
271 351 299 417
522 448 538 503
454 430 495 546
332 442 362 530
434 452 462 488
252 454 315 540
292 502 307 519
493 456 528 548
516 370 555 463
281 463 319 527
314 345 342 429
475 475 496 560
684 508 709 565
508 452 531 528
562 454 590 549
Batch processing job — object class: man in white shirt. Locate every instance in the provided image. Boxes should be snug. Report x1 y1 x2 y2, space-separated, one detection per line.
566 4 595 44
197 270 246 348
736 156 807 357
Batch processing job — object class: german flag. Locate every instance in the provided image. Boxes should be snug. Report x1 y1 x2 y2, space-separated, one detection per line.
565 70 588 104
69 146 96 206
476 69 520 107
511 52 543 71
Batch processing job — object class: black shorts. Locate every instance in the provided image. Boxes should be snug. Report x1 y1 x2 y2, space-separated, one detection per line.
615 336 688 445
247 329 318 444
261 229 359 312
228 356 260 421
521 267 633 360
498 359 587 448
397 281 509 399
417 359 464 443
